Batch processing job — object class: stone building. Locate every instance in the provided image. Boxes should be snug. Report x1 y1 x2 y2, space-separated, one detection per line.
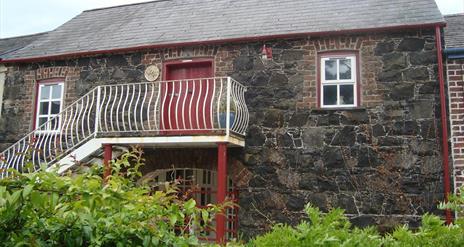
0 0 453 242
445 14 464 194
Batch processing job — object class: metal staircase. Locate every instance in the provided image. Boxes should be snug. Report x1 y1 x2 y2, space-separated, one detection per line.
0 77 248 178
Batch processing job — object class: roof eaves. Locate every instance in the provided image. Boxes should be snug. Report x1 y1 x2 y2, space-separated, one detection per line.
444 48 464 59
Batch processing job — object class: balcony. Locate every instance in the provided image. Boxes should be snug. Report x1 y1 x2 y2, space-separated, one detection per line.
0 77 249 177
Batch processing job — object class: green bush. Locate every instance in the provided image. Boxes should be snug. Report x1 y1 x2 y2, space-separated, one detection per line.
251 203 464 247
0 148 221 246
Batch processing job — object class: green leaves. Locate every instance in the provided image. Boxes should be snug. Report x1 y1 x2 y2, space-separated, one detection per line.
184 199 196 211
252 203 464 247
0 147 220 246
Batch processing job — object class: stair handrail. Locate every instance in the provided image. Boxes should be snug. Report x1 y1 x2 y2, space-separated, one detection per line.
0 86 100 177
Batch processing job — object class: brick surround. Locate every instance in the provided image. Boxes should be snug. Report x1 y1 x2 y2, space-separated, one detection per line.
447 59 464 191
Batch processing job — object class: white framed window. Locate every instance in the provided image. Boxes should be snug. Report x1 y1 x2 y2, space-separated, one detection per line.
35 82 64 132
320 55 358 108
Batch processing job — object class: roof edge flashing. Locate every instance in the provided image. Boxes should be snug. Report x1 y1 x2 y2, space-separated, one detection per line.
444 48 464 59
444 48 464 54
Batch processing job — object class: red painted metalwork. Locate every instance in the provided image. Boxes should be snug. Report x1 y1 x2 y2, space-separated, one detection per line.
316 50 361 108
165 170 239 242
435 25 452 224
103 144 112 182
194 190 239 242
0 23 445 64
162 59 214 133
216 142 227 244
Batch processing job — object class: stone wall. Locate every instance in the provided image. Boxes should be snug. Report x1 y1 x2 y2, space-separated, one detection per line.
233 30 444 237
0 28 445 238
0 66 80 149
447 59 464 192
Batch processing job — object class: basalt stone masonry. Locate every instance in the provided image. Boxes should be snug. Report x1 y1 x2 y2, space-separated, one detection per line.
234 30 444 237
0 29 445 237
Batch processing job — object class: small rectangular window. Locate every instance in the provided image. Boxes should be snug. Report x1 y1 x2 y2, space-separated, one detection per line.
36 82 64 132
320 54 358 108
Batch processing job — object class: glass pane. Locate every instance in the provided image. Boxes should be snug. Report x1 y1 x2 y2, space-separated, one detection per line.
38 117 48 126
52 84 62 99
39 102 49 115
340 85 355 105
339 59 352 80
323 85 337 106
51 101 61 114
40 86 51 100
324 60 337 80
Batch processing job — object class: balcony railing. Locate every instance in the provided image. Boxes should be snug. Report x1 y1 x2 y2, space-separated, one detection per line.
0 77 248 177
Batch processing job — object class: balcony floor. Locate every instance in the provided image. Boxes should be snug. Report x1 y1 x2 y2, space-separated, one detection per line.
95 132 245 148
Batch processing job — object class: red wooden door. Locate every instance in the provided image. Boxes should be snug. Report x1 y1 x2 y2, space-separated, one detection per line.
162 61 214 133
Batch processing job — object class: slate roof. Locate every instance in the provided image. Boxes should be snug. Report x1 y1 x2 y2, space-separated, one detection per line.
444 14 464 48
0 32 47 57
1 0 444 61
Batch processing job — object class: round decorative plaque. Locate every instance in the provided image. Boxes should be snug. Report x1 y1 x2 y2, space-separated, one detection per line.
144 65 160 82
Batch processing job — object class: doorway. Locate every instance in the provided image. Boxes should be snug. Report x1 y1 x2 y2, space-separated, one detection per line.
162 60 214 133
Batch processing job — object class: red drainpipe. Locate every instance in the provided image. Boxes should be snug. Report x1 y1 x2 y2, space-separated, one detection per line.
103 144 113 183
435 25 452 224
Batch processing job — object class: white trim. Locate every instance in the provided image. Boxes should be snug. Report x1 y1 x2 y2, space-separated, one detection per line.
98 135 245 147
35 82 64 132
320 56 358 108
53 135 245 174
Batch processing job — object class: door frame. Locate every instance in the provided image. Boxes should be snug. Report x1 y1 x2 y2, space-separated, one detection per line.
160 58 215 133
162 58 215 81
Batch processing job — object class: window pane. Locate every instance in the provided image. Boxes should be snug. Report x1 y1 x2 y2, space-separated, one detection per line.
323 85 337 105
38 117 48 126
324 60 337 80
52 84 62 99
339 59 352 80
39 102 49 115
340 85 355 105
51 101 61 114
40 86 51 100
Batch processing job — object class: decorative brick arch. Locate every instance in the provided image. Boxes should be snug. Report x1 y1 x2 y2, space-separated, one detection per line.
314 36 364 51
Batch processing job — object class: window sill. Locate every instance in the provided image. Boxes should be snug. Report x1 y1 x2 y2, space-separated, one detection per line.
312 106 367 112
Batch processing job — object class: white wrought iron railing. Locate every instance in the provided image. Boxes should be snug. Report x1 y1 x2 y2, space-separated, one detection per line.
0 77 248 178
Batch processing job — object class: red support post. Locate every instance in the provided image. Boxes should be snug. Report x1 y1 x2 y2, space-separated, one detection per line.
103 144 113 183
435 25 453 224
216 142 227 244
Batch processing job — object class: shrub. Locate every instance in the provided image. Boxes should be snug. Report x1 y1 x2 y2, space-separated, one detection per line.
0 148 221 246
251 204 383 247
251 203 464 247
